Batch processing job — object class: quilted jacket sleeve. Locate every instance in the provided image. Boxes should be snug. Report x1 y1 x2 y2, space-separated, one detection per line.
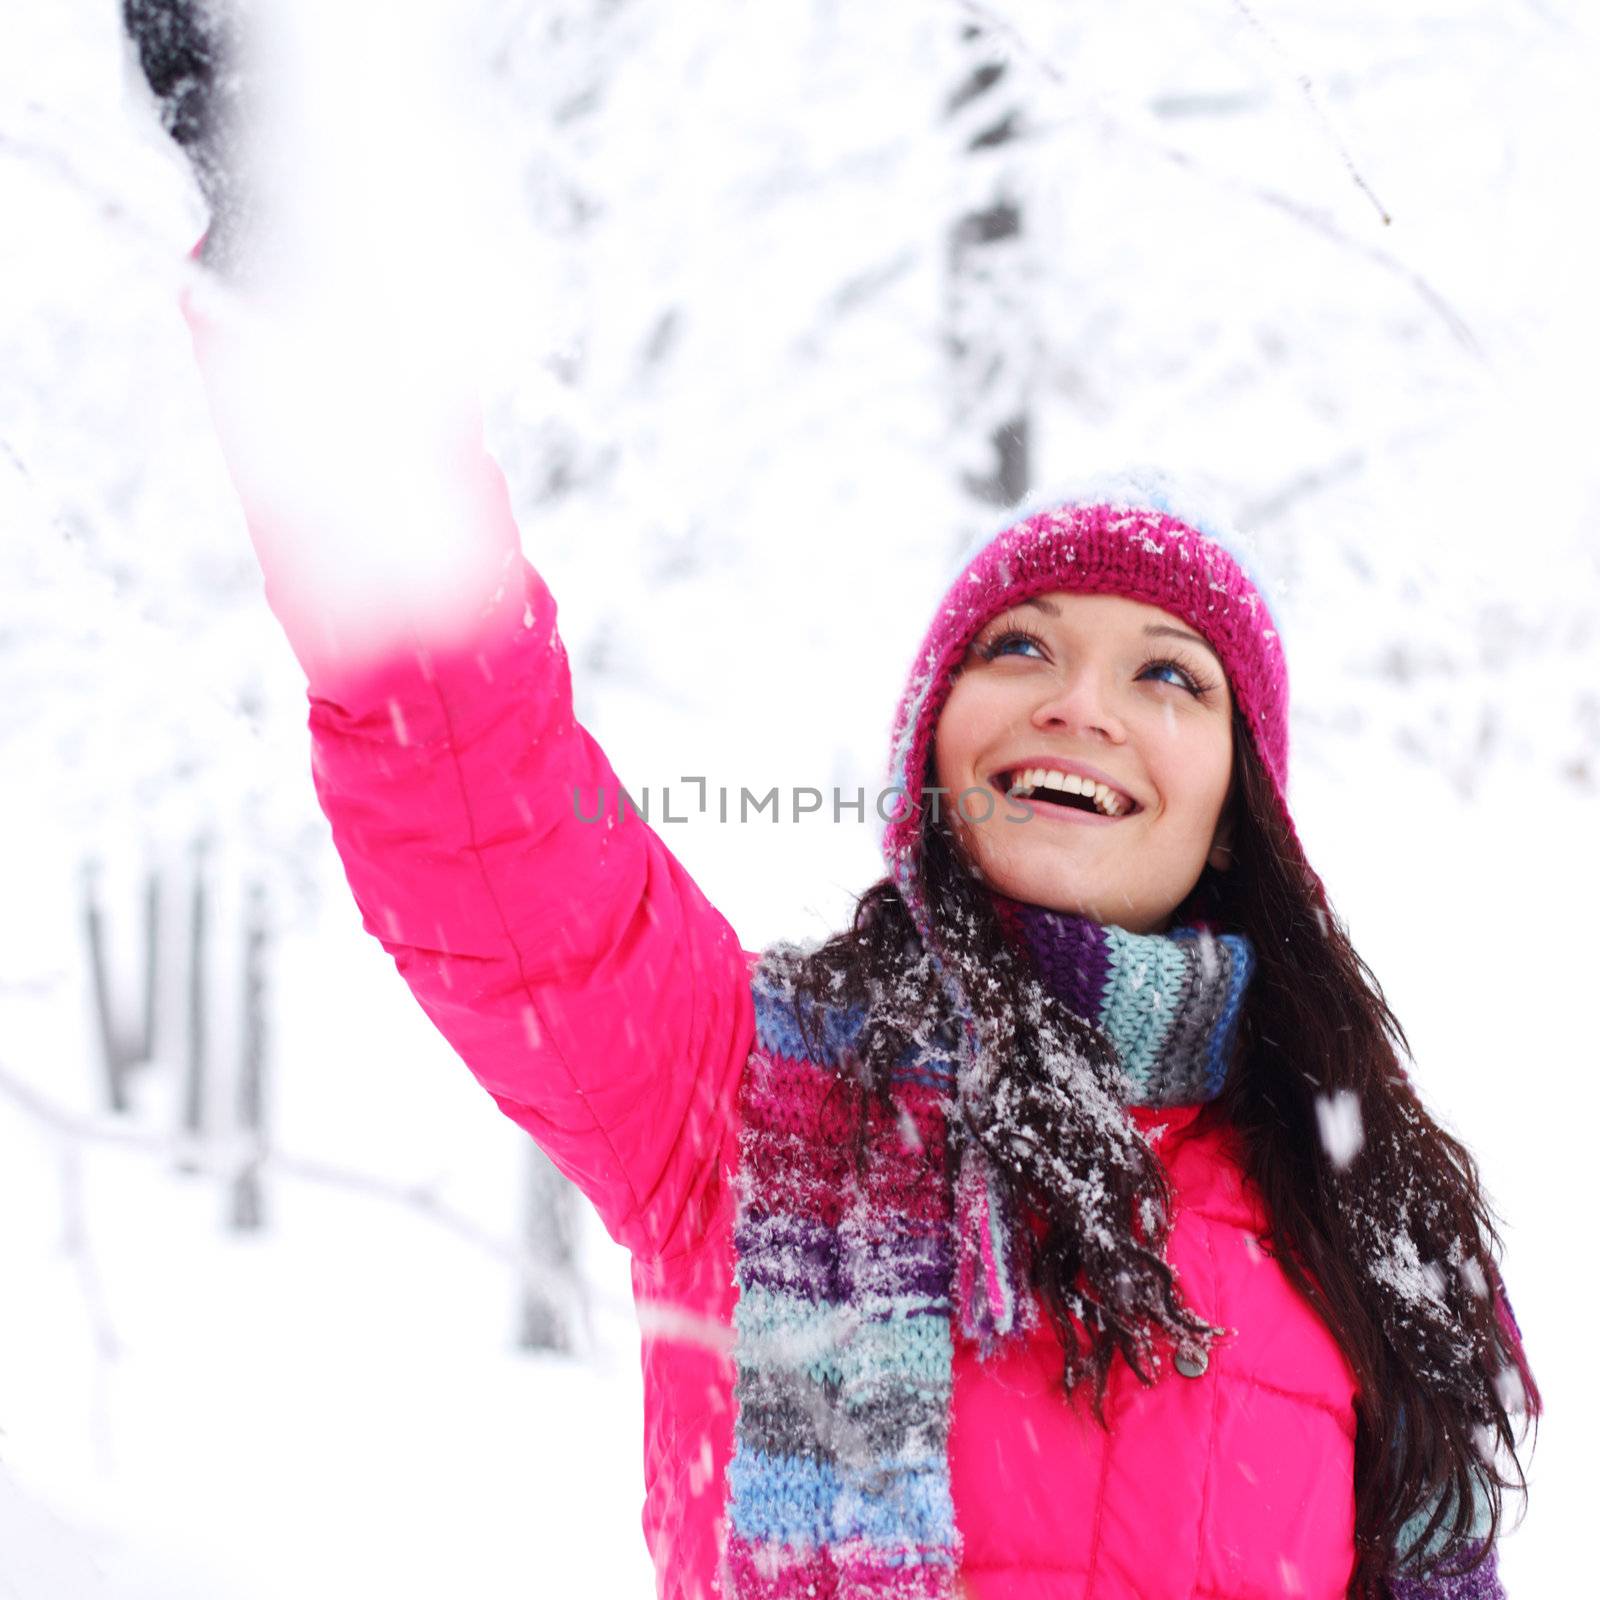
178 245 754 1262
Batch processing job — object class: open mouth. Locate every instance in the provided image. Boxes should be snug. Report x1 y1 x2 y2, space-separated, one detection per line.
992 768 1141 819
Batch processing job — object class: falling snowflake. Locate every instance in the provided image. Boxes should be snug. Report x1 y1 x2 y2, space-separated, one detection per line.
1314 1089 1364 1170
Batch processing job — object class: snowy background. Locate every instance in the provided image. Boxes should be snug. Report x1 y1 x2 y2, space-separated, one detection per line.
2 0 1596 1593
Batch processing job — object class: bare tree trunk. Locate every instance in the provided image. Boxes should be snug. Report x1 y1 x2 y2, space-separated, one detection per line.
178 836 210 1173
83 859 124 1113
516 1142 583 1354
82 857 158 1114
947 21 1035 532
139 867 160 1063
229 880 269 1231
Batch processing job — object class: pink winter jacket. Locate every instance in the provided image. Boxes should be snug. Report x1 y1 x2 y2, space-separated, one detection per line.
184 296 1363 1600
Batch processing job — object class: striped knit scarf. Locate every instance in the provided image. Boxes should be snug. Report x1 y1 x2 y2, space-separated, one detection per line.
723 899 1257 1598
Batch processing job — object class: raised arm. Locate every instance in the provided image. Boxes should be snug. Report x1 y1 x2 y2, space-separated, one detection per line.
129 0 755 1260
182 280 753 1258
298 543 755 1262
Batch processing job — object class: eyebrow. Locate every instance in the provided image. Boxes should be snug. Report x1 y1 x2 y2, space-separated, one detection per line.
1020 596 1222 665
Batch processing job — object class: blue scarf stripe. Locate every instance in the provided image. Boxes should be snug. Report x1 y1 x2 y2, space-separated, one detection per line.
1100 929 1196 1094
1200 934 1254 1097
734 1285 955 1388
753 986 958 1092
752 981 867 1066
726 1450 958 1547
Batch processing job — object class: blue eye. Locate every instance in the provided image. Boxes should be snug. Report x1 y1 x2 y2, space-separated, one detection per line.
1142 657 1202 694
977 626 1048 661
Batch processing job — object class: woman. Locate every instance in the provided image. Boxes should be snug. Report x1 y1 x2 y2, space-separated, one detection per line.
722 504 1538 1599
127 7 1538 1595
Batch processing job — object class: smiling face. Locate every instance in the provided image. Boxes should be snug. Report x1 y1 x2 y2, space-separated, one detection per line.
931 590 1236 934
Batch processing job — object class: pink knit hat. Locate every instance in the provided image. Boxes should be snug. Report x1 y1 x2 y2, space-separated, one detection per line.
880 495 1299 899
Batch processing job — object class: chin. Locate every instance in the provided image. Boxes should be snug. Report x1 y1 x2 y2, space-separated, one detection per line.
996 873 1091 918
997 873 1168 934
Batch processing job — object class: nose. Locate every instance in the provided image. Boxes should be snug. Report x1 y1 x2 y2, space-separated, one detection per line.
1029 667 1127 743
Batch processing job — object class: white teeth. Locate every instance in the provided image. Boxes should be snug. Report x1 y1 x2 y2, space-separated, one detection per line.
1008 767 1130 817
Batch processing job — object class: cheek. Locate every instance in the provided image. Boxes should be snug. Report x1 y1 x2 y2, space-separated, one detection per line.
936 677 1017 761
932 722 964 793
1143 719 1231 807
931 689 976 783
1184 732 1234 817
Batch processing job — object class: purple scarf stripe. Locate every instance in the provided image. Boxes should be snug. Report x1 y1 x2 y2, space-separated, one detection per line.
1015 905 1113 1023
736 1213 954 1308
1387 1543 1504 1600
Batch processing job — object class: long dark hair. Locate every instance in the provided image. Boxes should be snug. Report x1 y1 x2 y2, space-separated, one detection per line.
786 705 1540 1597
